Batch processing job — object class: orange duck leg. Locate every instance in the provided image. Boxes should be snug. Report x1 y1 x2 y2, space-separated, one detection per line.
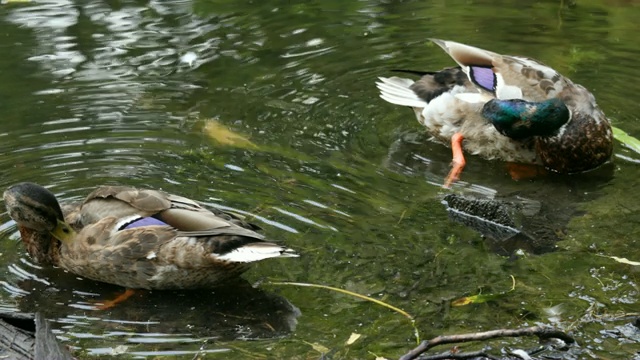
94 289 137 310
444 133 466 188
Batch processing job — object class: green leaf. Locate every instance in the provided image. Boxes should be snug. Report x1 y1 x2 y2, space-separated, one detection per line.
612 126 640 154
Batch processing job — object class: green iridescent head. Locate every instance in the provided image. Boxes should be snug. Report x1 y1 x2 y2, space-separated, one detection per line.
482 98 570 139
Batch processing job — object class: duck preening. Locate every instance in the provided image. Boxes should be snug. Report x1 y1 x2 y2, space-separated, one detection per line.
376 39 613 187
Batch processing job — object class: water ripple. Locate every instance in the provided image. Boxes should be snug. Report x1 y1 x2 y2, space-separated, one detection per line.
1 0 637 358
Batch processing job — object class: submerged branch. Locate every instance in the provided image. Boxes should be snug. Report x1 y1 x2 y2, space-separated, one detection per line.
266 281 420 343
419 349 498 360
399 325 574 360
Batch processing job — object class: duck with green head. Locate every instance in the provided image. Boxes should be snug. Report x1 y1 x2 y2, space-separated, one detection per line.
3 182 298 291
376 39 613 187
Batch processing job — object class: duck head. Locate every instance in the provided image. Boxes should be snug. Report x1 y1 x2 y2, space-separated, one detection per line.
482 98 570 140
3 182 75 264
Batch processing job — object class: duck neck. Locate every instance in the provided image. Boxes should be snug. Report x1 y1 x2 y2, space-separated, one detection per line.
17 226 61 265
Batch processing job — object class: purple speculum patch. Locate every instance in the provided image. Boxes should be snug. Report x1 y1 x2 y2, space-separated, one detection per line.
469 66 496 93
123 217 168 229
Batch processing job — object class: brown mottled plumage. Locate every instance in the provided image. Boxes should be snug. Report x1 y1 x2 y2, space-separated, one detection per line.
3 183 298 289
376 39 613 174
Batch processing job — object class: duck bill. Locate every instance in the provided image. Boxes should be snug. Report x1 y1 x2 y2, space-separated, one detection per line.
50 220 76 243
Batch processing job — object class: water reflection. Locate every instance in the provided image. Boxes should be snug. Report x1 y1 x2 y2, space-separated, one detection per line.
7 269 300 347
0 0 639 358
385 130 615 254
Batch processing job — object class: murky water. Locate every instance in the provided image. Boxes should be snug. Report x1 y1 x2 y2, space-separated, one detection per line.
0 0 639 358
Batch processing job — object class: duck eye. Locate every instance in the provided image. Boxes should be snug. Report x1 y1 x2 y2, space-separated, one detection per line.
62 228 70 234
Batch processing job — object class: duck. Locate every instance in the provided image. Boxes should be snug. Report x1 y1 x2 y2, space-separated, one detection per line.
3 182 298 290
376 39 613 187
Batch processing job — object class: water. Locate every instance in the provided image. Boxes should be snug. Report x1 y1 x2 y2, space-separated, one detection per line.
0 0 639 358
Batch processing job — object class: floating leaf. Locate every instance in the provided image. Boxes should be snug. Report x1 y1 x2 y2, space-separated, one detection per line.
368 351 390 360
612 126 640 154
451 292 506 306
304 341 330 354
543 304 565 317
599 254 640 266
346 332 361 345
201 119 258 149
451 276 516 306
112 345 128 355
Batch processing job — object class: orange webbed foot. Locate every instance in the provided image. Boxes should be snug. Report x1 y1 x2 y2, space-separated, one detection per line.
443 133 466 188
506 163 547 180
93 289 137 310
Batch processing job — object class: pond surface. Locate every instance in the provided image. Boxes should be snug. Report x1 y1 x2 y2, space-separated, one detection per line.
0 0 639 358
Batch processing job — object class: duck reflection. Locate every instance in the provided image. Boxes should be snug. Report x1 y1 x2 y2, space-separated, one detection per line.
384 131 614 255
6 265 300 342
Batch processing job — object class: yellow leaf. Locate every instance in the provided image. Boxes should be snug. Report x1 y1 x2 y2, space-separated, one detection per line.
202 119 258 149
451 291 508 306
451 276 516 306
304 341 329 354
603 255 640 266
345 332 361 345
368 351 390 360
451 296 473 306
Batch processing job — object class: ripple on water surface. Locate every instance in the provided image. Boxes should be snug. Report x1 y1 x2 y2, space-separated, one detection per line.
0 0 639 358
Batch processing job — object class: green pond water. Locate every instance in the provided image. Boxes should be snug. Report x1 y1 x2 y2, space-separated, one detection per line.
0 0 639 358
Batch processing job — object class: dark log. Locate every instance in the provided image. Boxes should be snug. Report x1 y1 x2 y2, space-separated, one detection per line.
0 317 34 359
35 313 74 360
0 312 73 360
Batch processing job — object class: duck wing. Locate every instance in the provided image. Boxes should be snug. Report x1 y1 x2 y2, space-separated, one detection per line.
409 67 474 103
78 186 261 233
430 38 571 101
79 186 288 257
61 215 296 289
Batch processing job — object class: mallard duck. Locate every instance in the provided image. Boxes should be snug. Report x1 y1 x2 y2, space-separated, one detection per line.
376 39 613 187
3 182 298 290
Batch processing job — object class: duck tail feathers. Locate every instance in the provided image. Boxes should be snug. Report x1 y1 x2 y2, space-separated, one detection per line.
214 242 299 263
376 76 427 108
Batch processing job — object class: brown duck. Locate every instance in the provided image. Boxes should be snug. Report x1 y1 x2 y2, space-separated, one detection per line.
3 182 298 290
